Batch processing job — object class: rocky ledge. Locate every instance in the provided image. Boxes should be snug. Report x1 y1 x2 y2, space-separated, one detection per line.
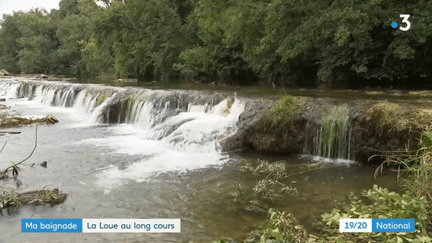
220 95 432 164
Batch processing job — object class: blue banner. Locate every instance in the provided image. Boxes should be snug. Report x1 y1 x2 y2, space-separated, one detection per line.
372 218 415 233
21 218 83 233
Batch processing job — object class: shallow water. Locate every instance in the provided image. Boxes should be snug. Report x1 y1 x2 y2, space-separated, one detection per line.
0 79 399 242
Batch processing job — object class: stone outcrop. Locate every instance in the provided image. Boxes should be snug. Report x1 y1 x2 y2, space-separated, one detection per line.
352 102 432 163
220 97 331 154
220 97 432 164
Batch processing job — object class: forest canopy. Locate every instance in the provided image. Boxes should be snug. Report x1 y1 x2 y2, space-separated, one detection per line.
0 0 431 88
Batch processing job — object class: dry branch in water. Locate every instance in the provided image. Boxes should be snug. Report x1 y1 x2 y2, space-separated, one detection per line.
0 125 38 179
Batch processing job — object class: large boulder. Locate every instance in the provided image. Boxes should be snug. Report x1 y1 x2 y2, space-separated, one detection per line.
220 97 323 154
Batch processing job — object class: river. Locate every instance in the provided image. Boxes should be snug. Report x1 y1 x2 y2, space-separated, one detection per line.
0 77 399 242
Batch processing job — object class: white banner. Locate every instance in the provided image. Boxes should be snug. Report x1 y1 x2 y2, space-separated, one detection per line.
82 219 181 233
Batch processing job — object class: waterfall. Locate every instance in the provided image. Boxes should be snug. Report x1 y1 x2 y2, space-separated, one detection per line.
305 104 353 161
0 77 248 192
0 78 245 154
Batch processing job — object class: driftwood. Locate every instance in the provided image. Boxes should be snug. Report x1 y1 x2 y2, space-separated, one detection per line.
0 188 67 212
17 188 67 205
0 125 37 180
0 114 58 128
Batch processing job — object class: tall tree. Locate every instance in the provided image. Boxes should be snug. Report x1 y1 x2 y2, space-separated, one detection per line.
55 0 101 74
18 9 60 74
0 12 24 73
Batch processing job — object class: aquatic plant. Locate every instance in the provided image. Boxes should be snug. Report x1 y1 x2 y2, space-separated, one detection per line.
0 190 21 214
21 83 27 96
120 97 133 121
94 94 108 108
232 160 300 212
316 104 349 159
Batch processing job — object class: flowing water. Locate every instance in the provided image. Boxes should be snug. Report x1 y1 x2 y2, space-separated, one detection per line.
0 77 399 242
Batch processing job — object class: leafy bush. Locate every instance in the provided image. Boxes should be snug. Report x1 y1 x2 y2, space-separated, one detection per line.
259 208 308 243
318 185 431 242
240 208 308 243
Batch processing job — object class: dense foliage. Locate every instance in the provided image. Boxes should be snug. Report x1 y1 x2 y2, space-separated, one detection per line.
0 0 431 87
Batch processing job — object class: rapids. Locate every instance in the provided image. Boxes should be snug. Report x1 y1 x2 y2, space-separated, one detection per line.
0 77 398 242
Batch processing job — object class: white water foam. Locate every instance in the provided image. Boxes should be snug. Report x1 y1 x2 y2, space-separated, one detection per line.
84 99 245 192
300 155 355 165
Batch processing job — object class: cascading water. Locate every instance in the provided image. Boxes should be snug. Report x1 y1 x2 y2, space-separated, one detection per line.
0 78 245 191
304 104 353 162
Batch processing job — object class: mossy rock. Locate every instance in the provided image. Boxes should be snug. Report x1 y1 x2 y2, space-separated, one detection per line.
364 102 432 134
405 108 432 131
272 95 299 125
94 92 114 108
257 95 300 129
364 102 399 123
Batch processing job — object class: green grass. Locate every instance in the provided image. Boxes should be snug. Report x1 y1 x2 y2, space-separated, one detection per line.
401 129 432 225
271 95 299 125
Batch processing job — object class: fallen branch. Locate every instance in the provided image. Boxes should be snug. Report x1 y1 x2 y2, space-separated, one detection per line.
0 125 37 179
18 188 66 205
363 146 418 154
